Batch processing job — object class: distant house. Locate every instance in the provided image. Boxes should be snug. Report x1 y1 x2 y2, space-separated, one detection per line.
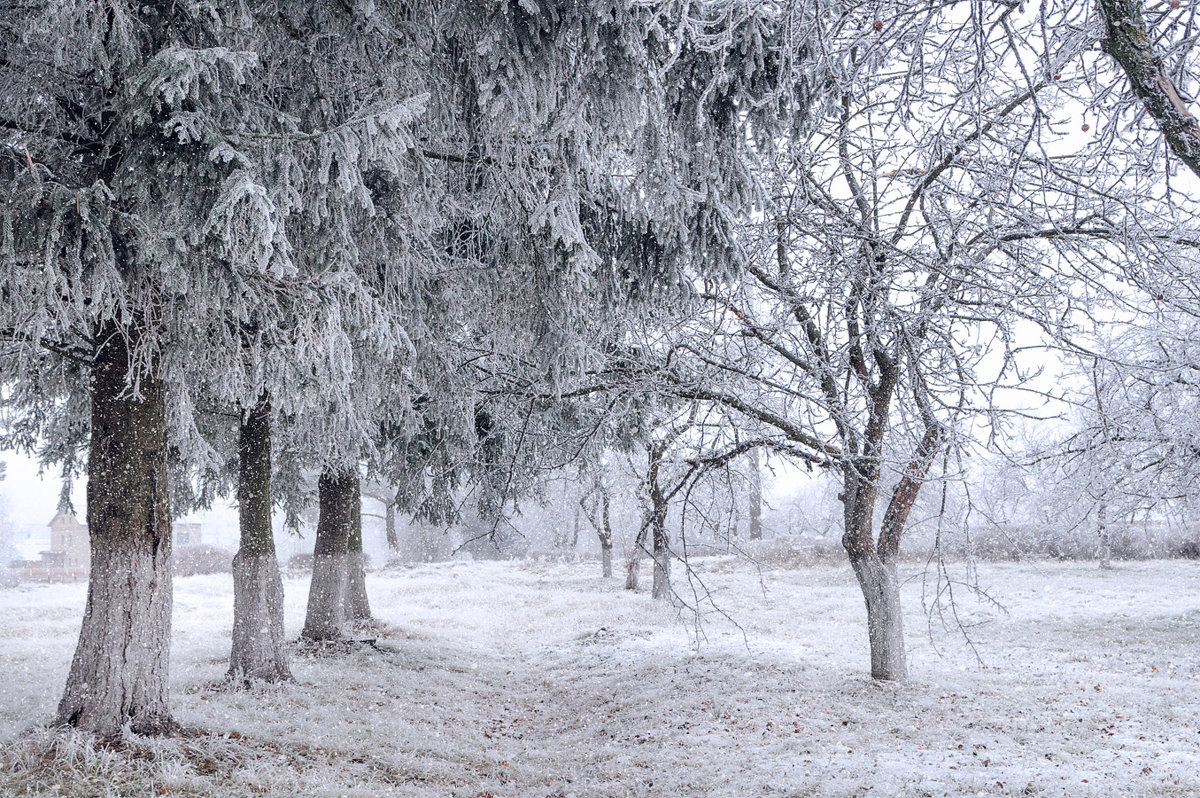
7 500 90 581
175 522 202 547
47 501 88 572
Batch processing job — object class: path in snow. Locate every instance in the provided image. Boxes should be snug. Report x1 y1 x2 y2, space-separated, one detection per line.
1 558 1198 796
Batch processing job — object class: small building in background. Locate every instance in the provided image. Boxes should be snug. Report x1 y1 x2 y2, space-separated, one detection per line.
175 522 203 546
47 500 88 572
7 499 90 582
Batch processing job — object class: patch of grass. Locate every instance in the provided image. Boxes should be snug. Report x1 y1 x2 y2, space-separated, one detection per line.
0 726 440 797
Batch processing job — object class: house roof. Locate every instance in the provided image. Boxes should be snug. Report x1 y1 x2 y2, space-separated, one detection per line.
47 507 86 531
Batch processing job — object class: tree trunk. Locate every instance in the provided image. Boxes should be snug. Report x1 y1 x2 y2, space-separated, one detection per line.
345 487 372 621
847 550 907 681
228 396 291 684
650 502 670 601
624 519 647 591
646 442 671 601
301 469 357 641
748 447 763 540
841 423 939 683
599 489 613 578
1098 501 1113 570
842 465 908 682
385 501 399 555
56 325 175 736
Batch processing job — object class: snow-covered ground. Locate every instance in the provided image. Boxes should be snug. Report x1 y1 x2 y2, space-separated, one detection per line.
0 557 1198 796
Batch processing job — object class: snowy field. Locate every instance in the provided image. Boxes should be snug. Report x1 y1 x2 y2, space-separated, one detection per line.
0 557 1198 797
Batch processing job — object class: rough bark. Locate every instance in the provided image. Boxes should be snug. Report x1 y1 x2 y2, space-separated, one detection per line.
1099 0 1200 179
56 325 175 736
345 487 372 621
842 461 906 681
301 469 358 641
846 549 908 681
879 424 942 561
748 447 763 540
842 423 940 682
228 396 291 684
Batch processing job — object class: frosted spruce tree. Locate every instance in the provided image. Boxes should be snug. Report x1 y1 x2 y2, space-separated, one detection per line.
420 0 823 551
2 0 829 732
1 1 262 735
343 0 818 564
1 0 431 732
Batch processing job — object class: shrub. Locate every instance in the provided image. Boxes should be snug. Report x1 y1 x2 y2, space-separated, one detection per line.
173 544 234 577
286 553 314 573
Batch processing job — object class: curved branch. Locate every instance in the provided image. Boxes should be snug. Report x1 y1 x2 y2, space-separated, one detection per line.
1100 0 1200 178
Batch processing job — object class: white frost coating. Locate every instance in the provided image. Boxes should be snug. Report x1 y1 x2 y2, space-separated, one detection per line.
1 559 1198 795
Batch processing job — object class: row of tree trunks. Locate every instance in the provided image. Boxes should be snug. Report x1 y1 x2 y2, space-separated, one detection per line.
228 396 291 684
56 325 175 736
